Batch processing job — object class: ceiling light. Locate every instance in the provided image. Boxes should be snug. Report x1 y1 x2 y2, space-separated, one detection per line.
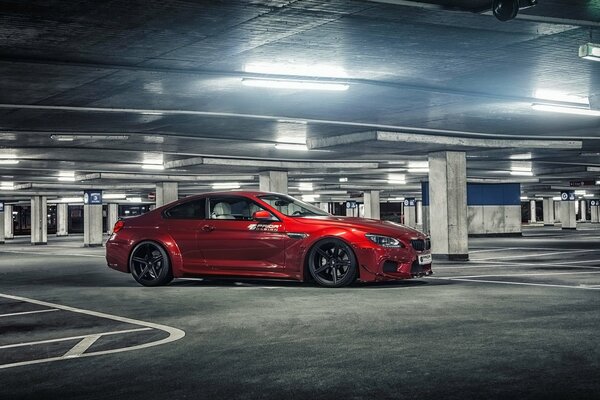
575 190 586 195
387 174 406 184
533 89 589 105
298 182 314 191
510 171 534 176
579 43 600 62
127 197 142 203
50 135 129 141
142 164 165 170
408 161 429 168
532 104 600 117
57 197 84 203
339 177 348 182
509 153 532 160
212 182 241 189
275 143 309 151
552 196 562 201
57 171 76 181
242 78 349 91
0 182 15 190
244 62 348 78
302 194 320 202
520 196 528 201
584 194 593 197
103 193 127 200
0 160 19 165
390 197 405 201
408 168 429 173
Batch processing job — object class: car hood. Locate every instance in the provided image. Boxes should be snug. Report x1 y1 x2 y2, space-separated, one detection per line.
294 215 427 240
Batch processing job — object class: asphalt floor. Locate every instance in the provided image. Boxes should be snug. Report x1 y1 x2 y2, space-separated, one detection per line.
0 225 599 400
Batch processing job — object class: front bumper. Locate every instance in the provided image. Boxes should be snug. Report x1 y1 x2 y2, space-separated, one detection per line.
354 245 432 282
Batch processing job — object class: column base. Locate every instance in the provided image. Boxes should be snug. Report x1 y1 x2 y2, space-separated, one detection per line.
31 242 48 245
433 254 469 261
84 243 103 248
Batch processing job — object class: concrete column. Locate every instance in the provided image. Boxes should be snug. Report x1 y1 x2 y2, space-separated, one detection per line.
83 203 103 247
3 205 12 240
404 204 417 228
345 206 357 217
0 210 4 244
542 198 554 226
31 196 47 245
579 200 587 222
554 201 561 223
56 203 69 236
107 203 119 233
529 200 537 223
363 191 380 219
428 151 468 260
560 201 577 230
416 200 423 226
156 182 179 207
259 171 288 194
591 204 599 223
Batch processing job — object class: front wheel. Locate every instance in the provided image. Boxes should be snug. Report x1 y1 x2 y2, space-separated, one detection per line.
130 241 173 286
307 239 358 288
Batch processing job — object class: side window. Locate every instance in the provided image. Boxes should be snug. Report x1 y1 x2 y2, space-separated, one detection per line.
209 197 264 220
163 199 206 219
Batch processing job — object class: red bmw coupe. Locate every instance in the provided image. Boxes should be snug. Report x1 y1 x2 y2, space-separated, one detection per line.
106 191 432 288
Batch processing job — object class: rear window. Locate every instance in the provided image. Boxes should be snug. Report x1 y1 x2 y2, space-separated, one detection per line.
163 199 206 219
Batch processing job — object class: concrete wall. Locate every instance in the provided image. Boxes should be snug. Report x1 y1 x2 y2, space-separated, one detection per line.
467 205 521 235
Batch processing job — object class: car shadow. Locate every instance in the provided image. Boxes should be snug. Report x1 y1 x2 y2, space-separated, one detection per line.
170 277 445 289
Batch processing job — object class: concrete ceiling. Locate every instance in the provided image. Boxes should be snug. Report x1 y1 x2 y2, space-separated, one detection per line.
0 0 599 202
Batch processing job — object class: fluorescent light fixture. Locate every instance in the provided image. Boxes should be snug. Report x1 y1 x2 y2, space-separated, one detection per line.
597 180 600 185
51 135 129 141
339 177 348 182
242 78 349 91
298 182 314 191
408 161 429 168
575 190 586 195
532 104 600 117
127 197 143 203
58 197 84 203
520 196 528 201
142 164 165 170
533 89 589 105
552 196 562 201
584 194 593 197
302 194 320 202
390 197 405 201
0 160 19 165
408 168 429 173
58 171 76 181
579 43 600 62
103 193 127 200
510 171 534 176
275 143 309 151
510 153 532 160
0 182 15 190
387 173 406 184
0 154 17 159
212 182 241 189
244 62 348 78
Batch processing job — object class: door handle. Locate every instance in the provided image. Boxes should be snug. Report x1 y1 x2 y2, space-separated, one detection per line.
202 225 215 232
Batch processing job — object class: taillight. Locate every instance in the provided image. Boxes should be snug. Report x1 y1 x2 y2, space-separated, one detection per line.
113 220 125 233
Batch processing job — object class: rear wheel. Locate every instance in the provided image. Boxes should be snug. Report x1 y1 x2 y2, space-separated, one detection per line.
307 239 357 288
130 241 173 286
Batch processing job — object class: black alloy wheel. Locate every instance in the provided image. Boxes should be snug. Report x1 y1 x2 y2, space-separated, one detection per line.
130 241 173 286
308 239 358 288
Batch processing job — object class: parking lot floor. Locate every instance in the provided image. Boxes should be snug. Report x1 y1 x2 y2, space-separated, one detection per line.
0 226 599 400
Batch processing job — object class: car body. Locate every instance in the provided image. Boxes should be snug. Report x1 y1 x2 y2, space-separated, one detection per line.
106 191 432 287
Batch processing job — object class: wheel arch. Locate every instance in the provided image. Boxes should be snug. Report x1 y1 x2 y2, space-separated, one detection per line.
302 234 361 283
127 235 183 277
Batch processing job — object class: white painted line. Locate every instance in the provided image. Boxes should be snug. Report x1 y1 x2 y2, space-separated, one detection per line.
0 328 151 350
430 277 600 290
435 261 600 270
63 335 104 358
0 309 59 318
0 293 185 370
0 250 105 258
473 249 598 261
449 271 600 279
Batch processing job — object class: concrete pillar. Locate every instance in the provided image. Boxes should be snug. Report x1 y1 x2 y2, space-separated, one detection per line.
560 201 577 230
83 203 103 247
259 171 288 194
3 205 13 239
56 203 69 236
107 203 119 233
156 182 179 207
529 200 537 223
428 151 468 260
416 200 423 226
404 203 417 228
0 209 4 244
579 200 588 222
591 205 599 223
554 201 561 223
542 198 554 226
345 205 358 217
363 191 380 219
31 196 47 245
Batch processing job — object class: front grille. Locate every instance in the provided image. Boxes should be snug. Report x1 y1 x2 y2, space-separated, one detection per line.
410 238 431 252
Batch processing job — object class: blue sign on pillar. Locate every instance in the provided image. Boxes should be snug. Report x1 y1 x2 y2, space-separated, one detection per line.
404 198 416 207
560 191 575 201
346 201 357 209
590 200 600 207
84 190 103 205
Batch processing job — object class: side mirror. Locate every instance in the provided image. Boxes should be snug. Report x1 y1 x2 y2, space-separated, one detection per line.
252 210 277 223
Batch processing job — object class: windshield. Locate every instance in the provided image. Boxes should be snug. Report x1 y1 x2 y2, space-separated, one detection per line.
258 194 330 217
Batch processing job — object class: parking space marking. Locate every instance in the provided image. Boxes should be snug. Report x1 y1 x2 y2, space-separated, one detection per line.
430 277 600 290
63 335 102 358
446 271 600 279
435 260 600 270
0 250 105 258
0 309 59 318
472 249 598 261
0 293 185 370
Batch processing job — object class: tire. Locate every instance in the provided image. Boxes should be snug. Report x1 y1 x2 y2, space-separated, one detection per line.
307 238 358 288
130 241 173 286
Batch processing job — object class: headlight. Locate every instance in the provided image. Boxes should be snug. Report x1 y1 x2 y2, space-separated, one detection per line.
365 234 404 248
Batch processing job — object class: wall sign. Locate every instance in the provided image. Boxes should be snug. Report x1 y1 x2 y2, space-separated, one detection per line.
404 198 416 207
345 201 357 209
590 200 600 207
84 190 103 205
560 191 575 201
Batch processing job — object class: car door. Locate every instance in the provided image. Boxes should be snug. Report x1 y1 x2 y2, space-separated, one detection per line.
162 198 210 274
200 195 287 273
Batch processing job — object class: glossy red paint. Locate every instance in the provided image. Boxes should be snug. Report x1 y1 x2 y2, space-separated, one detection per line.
106 191 432 284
